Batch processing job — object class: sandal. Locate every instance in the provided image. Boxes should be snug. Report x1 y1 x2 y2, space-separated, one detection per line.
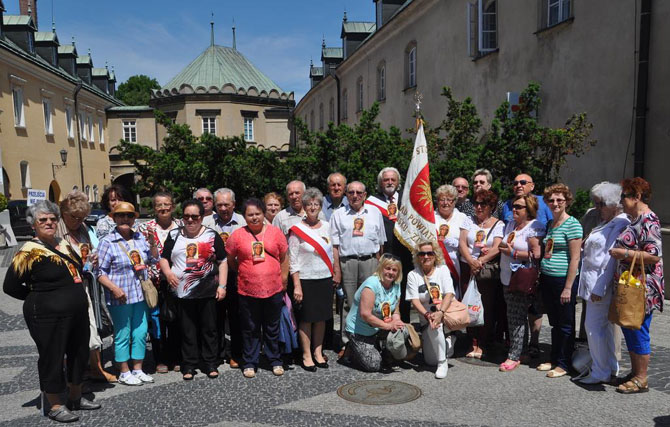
243 368 256 378
616 377 649 394
499 360 520 372
547 368 567 378
465 349 483 359
182 370 195 381
536 362 552 371
207 370 219 379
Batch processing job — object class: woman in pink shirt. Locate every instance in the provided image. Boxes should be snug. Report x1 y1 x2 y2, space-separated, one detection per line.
226 198 289 378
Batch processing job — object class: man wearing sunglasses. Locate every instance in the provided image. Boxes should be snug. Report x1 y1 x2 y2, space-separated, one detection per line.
194 188 215 227
501 173 553 227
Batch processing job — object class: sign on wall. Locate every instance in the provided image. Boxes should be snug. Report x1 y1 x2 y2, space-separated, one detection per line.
27 189 47 206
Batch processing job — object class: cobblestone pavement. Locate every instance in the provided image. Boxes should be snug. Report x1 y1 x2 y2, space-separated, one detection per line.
1 248 669 426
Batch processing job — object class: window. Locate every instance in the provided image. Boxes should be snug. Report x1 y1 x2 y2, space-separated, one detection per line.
93 185 99 202
329 97 335 122
468 1 498 57
43 99 53 135
122 120 137 142
98 117 104 144
244 117 254 142
407 46 417 88
202 116 216 135
79 113 87 141
548 0 571 26
65 106 74 139
88 114 94 142
85 185 91 200
357 77 364 112
20 161 31 189
319 103 324 130
342 89 348 120
310 110 315 131
377 64 386 101
12 87 24 127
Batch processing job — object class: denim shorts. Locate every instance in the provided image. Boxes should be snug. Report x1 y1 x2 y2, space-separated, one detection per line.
621 312 652 355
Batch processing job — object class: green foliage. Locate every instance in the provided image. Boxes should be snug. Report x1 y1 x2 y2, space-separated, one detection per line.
116 75 161 106
0 193 7 211
568 188 592 220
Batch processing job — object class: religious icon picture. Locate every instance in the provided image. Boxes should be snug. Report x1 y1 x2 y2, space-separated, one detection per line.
79 243 90 264
185 243 198 270
68 262 82 283
429 284 442 305
439 224 449 238
544 238 554 259
475 230 486 248
353 217 365 236
252 241 265 262
507 232 516 245
128 249 146 271
219 232 230 244
381 301 392 323
387 203 398 221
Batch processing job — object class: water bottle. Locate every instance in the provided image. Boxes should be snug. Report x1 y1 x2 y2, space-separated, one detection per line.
336 284 345 300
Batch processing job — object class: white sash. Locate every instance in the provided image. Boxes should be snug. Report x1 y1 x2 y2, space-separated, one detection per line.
365 195 389 217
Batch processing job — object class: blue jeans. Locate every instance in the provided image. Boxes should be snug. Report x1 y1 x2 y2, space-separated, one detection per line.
238 292 283 369
109 301 149 362
540 274 578 371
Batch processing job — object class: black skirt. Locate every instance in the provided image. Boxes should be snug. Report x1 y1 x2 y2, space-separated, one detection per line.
299 277 334 323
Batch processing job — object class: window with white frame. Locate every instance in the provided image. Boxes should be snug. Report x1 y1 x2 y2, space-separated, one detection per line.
12 86 25 127
202 116 216 135
329 97 335 122
548 0 571 26
319 103 324 130
122 120 137 142
20 160 31 189
377 64 386 101
88 114 94 142
244 117 254 142
42 99 53 135
357 77 364 112
468 1 498 58
79 113 87 141
65 106 74 139
98 117 104 144
407 46 417 88
342 89 348 120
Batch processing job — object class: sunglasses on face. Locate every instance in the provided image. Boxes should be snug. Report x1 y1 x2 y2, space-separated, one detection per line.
620 193 634 201
114 212 135 219
473 201 488 207
347 190 364 195
182 214 202 221
197 196 213 202
381 253 400 261
418 251 435 257
512 204 527 210
513 180 531 186
37 217 58 224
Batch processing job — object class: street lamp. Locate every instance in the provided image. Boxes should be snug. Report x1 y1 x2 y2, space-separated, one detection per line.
52 149 68 179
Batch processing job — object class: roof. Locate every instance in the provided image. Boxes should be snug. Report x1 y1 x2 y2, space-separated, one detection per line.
76 54 92 66
310 66 324 77
154 44 293 101
3 15 35 28
58 44 77 55
341 21 375 37
92 68 109 77
35 31 58 43
107 106 153 112
321 47 343 60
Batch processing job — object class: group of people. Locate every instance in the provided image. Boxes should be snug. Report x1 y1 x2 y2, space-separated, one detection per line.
2 167 664 422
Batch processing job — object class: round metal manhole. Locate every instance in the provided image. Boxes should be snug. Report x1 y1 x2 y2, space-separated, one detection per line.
337 380 422 405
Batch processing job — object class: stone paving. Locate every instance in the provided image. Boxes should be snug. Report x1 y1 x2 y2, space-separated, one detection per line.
1 246 670 426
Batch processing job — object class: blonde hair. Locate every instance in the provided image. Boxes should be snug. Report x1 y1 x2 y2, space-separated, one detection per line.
412 240 444 268
59 190 91 216
374 254 403 284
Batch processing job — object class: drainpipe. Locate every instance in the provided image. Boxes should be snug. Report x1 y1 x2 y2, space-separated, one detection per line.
333 71 341 125
73 81 85 188
633 0 651 177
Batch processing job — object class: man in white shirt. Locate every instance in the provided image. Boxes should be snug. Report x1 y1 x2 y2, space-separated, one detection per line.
330 181 386 313
322 172 349 220
210 188 246 239
195 188 215 227
273 180 324 236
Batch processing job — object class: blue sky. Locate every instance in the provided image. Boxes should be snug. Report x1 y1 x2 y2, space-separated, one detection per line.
4 0 375 101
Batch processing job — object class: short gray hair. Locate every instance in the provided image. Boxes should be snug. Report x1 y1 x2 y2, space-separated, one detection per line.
327 172 347 186
302 187 324 207
472 168 493 185
590 181 622 207
286 180 306 193
193 187 212 198
347 181 366 193
214 188 235 202
26 200 60 226
377 167 401 190
435 184 458 200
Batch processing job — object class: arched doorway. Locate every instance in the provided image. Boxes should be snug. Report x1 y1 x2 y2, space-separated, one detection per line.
48 180 61 202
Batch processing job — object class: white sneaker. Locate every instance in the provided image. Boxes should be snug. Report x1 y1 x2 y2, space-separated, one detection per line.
435 359 449 379
133 371 154 383
446 335 456 359
118 373 143 386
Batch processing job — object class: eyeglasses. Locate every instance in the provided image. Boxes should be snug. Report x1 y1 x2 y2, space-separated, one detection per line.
347 190 364 195
182 214 202 221
513 180 532 186
67 213 87 221
439 198 456 204
472 201 488 207
114 212 136 219
37 217 58 224
547 198 566 204
155 203 172 209
197 196 213 202
381 253 400 261
512 204 527 210
305 202 321 208
454 185 468 190
418 251 435 257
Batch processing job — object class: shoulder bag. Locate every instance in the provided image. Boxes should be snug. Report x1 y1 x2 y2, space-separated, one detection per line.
116 241 158 309
608 250 646 330
422 274 469 332
508 252 540 295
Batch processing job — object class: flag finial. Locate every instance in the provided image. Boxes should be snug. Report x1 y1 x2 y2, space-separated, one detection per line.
414 92 424 130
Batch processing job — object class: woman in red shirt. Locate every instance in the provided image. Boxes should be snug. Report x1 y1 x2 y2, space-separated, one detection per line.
226 198 289 378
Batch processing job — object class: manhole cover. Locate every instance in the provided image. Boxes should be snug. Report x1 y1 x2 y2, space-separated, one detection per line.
337 380 422 405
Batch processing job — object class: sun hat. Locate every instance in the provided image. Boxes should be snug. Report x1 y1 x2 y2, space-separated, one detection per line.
112 202 139 218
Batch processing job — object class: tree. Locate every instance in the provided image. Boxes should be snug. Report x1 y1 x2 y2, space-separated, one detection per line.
116 75 161 106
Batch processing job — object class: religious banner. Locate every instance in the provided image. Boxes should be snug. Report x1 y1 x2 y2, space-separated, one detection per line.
394 121 436 250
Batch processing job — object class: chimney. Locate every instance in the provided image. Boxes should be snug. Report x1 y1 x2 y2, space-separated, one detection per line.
19 0 37 29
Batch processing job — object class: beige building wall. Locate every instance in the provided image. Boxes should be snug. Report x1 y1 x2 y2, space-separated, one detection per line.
0 49 114 202
106 109 158 180
296 0 669 222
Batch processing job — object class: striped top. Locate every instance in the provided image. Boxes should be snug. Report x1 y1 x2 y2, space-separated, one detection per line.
540 216 583 277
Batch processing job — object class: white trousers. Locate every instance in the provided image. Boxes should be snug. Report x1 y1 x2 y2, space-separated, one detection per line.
585 296 619 381
421 319 447 366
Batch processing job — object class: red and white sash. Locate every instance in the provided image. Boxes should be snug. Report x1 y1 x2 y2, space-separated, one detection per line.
289 223 334 276
365 195 395 222
437 236 460 286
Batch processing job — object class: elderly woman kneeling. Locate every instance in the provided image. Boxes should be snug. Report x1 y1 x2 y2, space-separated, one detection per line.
344 254 404 372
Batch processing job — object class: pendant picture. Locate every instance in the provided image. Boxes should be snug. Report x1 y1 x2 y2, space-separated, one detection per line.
353 217 365 236
474 230 486 248
439 224 449 238
544 238 554 259
185 243 198 271
128 249 146 271
381 301 392 323
79 243 91 263
507 232 516 245
387 203 398 221
219 232 230 244
68 262 82 283
252 241 266 262
429 284 442 305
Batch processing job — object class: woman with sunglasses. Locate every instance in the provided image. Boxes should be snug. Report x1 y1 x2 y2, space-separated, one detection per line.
138 192 182 374
609 177 664 394
159 199 227 380
498 194 545 372
538 184 583 378
406 241 455 379
57 191 117 383
343 254 404 372
4 200 100 422
459 189 505 359
95 184 135 240
98 202 159 386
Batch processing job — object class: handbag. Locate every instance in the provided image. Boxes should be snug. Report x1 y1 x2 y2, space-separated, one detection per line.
84 272 114 338
508 253 540 295
116 242 159 309
420 274 468 331
608 251 646 330
461 276 484 327
159 281 178 323
386 323 422 361
475 220 501 281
